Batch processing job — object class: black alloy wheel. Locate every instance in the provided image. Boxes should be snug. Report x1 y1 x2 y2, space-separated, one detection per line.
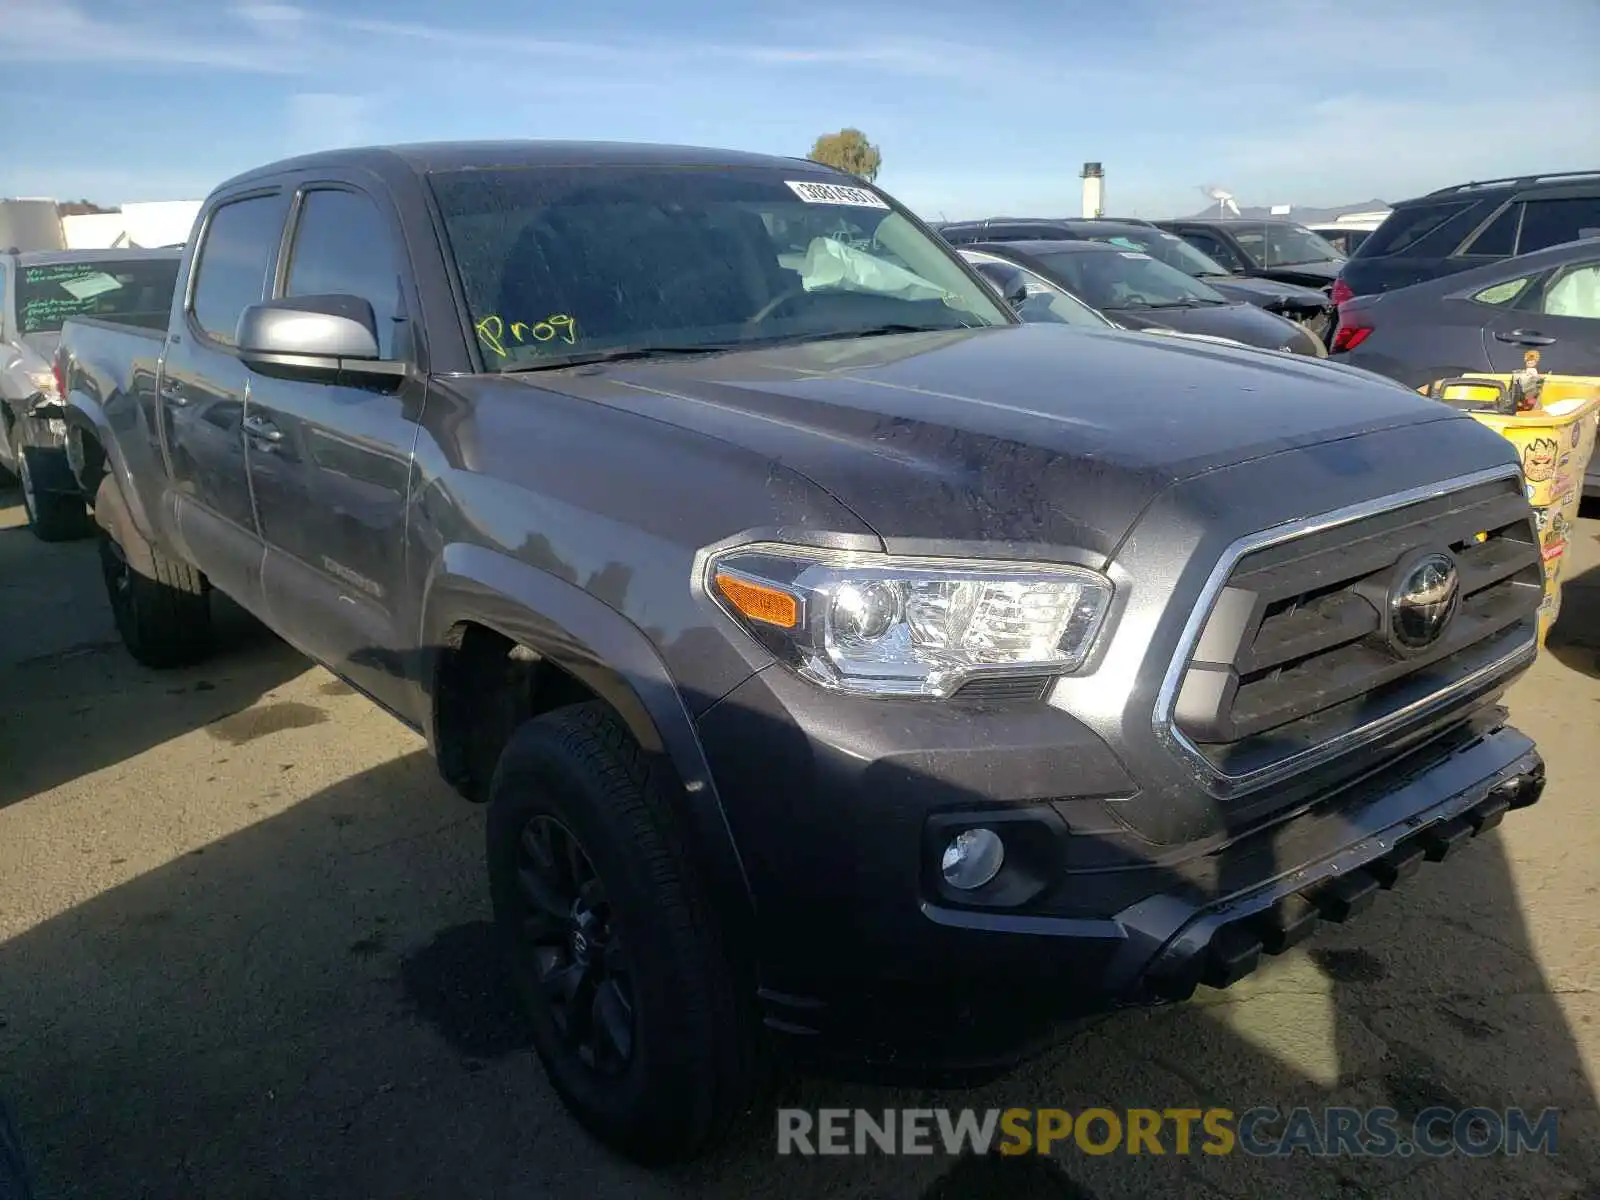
514 815 636 1075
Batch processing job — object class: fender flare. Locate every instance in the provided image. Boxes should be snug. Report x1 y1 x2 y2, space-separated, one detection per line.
421 543 757 944
63 392 160 548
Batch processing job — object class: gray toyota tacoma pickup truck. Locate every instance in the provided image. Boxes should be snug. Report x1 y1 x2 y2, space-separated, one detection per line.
54 141 1547 1164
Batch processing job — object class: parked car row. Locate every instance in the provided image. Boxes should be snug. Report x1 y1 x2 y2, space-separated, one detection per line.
935 218 1333 354
41 140 1551 1166
953 238 1326 355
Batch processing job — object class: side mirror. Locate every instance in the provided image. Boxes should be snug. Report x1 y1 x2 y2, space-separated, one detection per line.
972 262 1030 308
236 295 406 384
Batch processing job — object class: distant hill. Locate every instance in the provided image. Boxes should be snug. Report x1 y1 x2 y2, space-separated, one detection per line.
1181 199 1390 223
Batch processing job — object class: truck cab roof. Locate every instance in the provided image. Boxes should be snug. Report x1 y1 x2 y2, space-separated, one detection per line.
217 140 852 191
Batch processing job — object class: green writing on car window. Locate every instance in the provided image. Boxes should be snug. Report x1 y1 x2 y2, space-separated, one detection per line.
475 313 578 358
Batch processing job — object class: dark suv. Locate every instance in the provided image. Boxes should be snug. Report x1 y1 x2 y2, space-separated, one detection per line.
1336 171 1600 301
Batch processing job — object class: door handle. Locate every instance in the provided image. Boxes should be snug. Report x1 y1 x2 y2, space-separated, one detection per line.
243 416 283 443
159 383 188 406
1494 329 1557 346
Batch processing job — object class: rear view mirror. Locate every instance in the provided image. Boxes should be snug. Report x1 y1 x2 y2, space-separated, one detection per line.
971 262 1030 308
236 294 406 383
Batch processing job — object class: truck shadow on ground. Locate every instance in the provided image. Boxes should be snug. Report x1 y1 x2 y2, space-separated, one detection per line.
1543 560 1600 681
0 499 308 811
0 681 1595 1199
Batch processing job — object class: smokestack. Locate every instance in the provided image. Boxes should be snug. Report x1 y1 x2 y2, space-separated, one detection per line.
1080 162 1105 218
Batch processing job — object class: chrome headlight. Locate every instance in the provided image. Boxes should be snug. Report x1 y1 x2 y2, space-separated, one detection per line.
706 543 1112 698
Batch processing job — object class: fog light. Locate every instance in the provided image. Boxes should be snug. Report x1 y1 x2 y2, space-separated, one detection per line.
940 828 1005 890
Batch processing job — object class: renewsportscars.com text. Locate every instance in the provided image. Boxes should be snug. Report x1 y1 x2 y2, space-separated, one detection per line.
776 1106 1560 1158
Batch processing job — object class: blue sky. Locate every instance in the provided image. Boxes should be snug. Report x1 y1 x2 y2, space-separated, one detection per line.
4 0 1598 219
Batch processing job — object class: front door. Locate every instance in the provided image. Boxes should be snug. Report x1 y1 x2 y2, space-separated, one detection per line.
245 183 425 713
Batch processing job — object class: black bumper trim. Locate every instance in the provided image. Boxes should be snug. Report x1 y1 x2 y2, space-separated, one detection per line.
1140 737 1542 1003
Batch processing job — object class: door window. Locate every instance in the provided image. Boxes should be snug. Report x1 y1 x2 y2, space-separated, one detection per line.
1179 231 1247 272
1516 197 1600 254
1540 264 1600 320
284 189 403 358
190 195 286 346
1461 204 1520 257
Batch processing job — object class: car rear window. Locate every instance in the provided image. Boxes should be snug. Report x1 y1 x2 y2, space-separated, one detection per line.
1354 200 1481 258
17 257 180 335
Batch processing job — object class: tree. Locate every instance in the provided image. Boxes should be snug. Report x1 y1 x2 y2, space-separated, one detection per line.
807 129 881 182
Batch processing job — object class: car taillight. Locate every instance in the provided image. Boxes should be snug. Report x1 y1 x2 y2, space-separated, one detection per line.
52 358 66 400
1330 318 1372 353
1330 278 1354 307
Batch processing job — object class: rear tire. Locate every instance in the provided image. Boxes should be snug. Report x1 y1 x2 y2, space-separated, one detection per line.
95 477 211 668
19 446 93 542
486 702 763 1165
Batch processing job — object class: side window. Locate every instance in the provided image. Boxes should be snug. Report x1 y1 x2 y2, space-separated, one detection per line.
0 267 8 334
1516 198 1600 254
1471 276 1533 307
284 189 403 358
1461 203 1520 257
190 195 286 346
1540 264 1600 320
1181 231 1246 272
1229 226 1266 265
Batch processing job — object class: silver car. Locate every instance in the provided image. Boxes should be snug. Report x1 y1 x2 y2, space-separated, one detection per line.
1 248 180 539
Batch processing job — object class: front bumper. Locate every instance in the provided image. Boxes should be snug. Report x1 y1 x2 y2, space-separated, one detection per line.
697 663 1542 1071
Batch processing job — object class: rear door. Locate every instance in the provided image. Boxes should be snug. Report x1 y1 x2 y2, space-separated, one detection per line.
245 180 425 712
1482 254 1600 376
159 189 290 607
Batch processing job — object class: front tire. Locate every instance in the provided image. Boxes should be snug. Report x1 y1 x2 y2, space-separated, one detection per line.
95 477 211 668
486 702 762 1165
19 446 93 542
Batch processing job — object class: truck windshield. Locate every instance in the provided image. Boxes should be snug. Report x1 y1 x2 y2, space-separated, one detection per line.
1029 248 1231 312
1087 230 1236 278
429 165 1012 370
16 258 179 335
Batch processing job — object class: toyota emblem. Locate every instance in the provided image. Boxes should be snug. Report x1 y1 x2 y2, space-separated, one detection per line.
1389 551 1460 652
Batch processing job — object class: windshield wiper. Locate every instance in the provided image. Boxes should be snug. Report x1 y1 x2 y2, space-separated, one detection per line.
502 344 743 372
828 322 974 339
501 324 975 372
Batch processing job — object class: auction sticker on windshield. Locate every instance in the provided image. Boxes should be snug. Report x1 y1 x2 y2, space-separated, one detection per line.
785 181 890 209
1118 251 1153 259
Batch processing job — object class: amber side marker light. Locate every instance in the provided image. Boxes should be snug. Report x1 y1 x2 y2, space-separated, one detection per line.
714 572 800 628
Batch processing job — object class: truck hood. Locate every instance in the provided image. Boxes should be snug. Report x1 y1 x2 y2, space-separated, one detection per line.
1201 275 1330 310
497 322 1456 561
1256 260 1343 289
1105 302 1316 355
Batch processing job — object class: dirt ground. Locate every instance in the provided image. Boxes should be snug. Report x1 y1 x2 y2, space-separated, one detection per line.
1 485 1597 1200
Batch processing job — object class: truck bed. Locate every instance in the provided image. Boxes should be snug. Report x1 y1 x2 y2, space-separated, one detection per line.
62 314 166 341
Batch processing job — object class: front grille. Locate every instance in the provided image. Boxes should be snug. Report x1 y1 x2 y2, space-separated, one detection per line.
1168 474 1541 783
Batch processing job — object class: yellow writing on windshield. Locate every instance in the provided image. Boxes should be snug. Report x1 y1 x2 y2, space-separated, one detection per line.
475 313 578 358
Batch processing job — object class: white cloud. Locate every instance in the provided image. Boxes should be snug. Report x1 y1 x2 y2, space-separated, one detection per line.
2 0 304 72
282 93 374 155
